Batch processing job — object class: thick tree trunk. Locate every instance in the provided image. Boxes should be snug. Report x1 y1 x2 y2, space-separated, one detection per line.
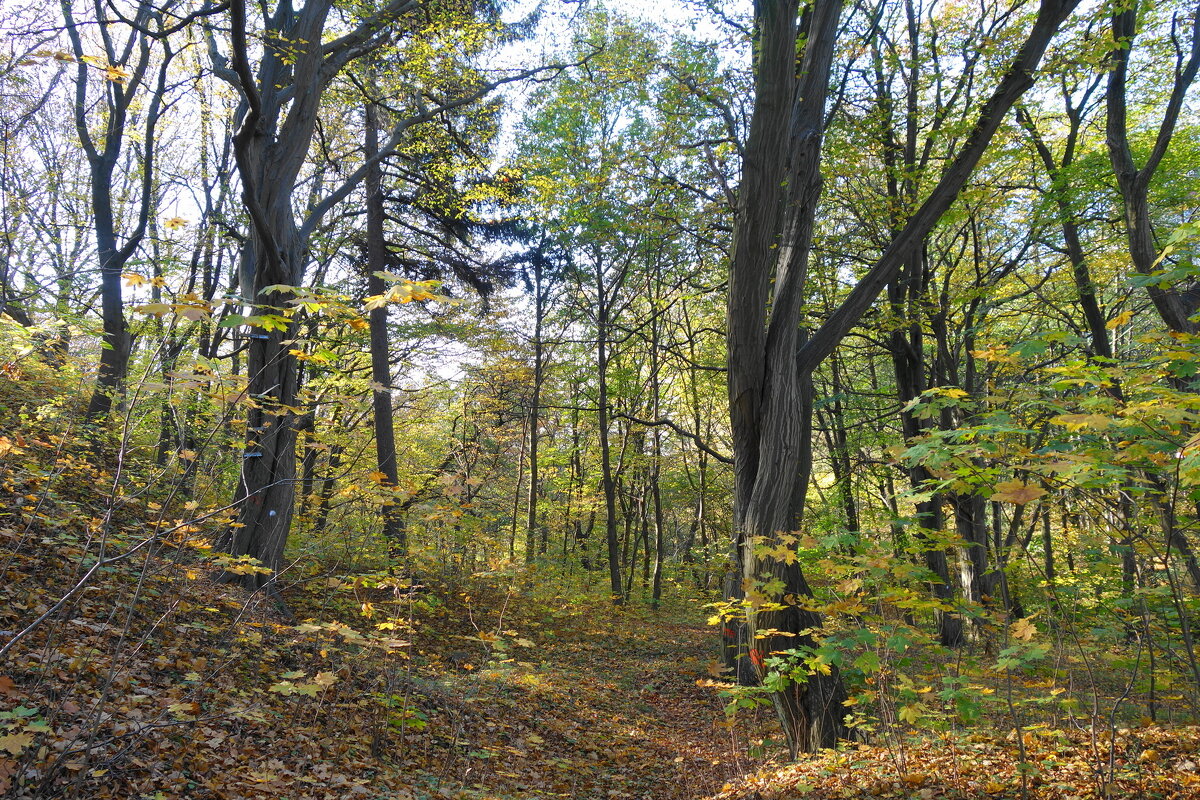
219 146 307 590
953 490 989 606
220 286 303 590
86 226 131 420
726 0 1078 755
216 0 332 591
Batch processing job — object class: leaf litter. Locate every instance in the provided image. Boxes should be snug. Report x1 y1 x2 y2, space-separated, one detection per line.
2 437 1199 799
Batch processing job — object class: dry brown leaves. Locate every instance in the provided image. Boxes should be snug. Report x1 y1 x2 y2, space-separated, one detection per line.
0 441 748 799
709 725 1200 800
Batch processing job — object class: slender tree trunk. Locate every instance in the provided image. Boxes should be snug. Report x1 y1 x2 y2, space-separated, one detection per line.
596 257 625 603
365 102 406 563
650 294 664 607
311 443 344 538
886 256 964 645
64 3 168 423
1043 503 1055 585
526 268 545 561
511 415 528 561
1018 104 1114 359
640 480 652 591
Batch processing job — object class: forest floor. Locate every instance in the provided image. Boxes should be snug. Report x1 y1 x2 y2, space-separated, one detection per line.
0 432 754 799
3 436 1200 799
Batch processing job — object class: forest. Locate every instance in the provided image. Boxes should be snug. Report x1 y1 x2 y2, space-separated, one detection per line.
3 0 1200 796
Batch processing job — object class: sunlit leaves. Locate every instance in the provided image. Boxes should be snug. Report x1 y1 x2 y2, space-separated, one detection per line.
209 553 272 576
268 671 336 697
1106 310 1133 329
989 481 1046 504
1051 413 1112 432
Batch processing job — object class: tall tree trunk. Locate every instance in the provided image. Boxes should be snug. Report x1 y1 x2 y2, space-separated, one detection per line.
596 256 625 603
726 0 1078 755
727 0 848 754
63 3 170 422
1017 101 1113 360
885 252 965 646
650 289 665 608
215 0 327 590
526 262 546 561
365 102 406 563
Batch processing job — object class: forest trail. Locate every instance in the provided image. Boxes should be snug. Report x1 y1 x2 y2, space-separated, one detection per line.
457 606 746 800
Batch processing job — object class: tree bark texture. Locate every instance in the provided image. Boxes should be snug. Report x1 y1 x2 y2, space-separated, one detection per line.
217 0 338 590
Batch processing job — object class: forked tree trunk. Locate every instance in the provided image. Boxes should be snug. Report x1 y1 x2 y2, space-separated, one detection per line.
214 0 435 590
726 0 1078 755
63 2 170 423
214 0 333 591
1107 0 1200 334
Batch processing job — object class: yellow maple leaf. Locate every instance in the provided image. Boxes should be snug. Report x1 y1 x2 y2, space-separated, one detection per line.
104 65 130 84
179 306 209 321
1107 310 1133 329
990 480 1047 504
1052 413 1112 432
0 731 34 755
1011 617 1038 642
132 302 171 317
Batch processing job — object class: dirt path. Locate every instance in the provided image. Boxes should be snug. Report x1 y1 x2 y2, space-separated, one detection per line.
411 605 759 800
533 615 743 799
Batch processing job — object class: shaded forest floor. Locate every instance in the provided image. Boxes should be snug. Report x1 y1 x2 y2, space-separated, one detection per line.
3 435 1200 799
